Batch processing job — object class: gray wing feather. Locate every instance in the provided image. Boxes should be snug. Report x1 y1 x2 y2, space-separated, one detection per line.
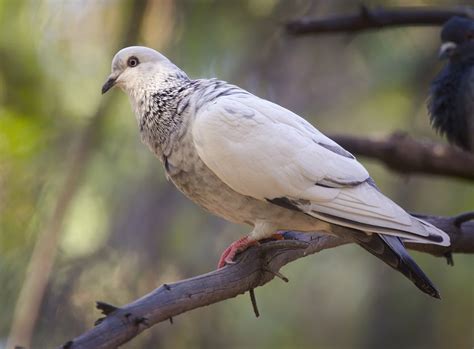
353 232 440 298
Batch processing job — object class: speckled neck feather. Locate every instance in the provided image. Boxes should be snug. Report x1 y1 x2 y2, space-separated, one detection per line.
135 75 246 157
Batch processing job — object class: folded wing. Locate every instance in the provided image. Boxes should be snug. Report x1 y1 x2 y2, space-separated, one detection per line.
192 92 449 246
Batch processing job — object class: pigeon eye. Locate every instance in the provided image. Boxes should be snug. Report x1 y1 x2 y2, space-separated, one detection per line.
127 56 139 67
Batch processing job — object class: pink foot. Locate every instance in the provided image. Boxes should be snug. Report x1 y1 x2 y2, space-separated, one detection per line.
217 235 258 268
217 233 288 268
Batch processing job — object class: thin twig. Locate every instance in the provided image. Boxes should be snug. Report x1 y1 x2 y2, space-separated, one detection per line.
443 252 454 266
249 289 260 318
263 266 289 282
453 212 474 227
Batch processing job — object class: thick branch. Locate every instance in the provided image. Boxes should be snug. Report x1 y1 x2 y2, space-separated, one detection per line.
329 132 474 181
287 6 474 35
58 212 473 349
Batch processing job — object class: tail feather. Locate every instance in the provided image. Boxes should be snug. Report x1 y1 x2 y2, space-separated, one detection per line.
354 233 441 299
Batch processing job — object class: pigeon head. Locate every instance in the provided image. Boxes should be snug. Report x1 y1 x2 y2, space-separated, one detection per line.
102 46 185 95
438 16 474 61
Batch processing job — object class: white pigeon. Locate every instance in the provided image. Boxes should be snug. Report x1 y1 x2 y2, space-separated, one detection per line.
102 46 450 298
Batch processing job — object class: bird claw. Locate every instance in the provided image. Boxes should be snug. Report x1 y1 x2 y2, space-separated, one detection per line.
217 233 288 268
223 258 237 265
217 235 258 268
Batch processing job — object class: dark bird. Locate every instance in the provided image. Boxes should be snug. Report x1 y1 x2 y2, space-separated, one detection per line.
428 16 474 152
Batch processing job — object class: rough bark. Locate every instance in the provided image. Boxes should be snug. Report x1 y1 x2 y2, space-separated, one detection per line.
57 212 473 349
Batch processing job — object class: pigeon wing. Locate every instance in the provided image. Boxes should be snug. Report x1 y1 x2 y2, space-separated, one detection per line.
192 92 449 246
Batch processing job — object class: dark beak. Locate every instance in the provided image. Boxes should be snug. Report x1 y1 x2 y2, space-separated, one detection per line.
438 42 457 60
101 76 116 94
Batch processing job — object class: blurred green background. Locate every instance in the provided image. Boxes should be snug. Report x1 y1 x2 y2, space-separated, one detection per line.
0 0 473 348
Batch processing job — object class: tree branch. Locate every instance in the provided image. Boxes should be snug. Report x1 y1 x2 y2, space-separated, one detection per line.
409 213 474 256
286 6 474 35
58 212 473 349
329 132 474 181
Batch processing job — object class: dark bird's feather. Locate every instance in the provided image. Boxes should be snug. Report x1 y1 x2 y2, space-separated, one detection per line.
428 64 473 150
353 233 441 299
428 16 474 152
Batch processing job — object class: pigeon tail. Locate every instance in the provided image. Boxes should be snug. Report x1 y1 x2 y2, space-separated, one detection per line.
354 233 441 299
